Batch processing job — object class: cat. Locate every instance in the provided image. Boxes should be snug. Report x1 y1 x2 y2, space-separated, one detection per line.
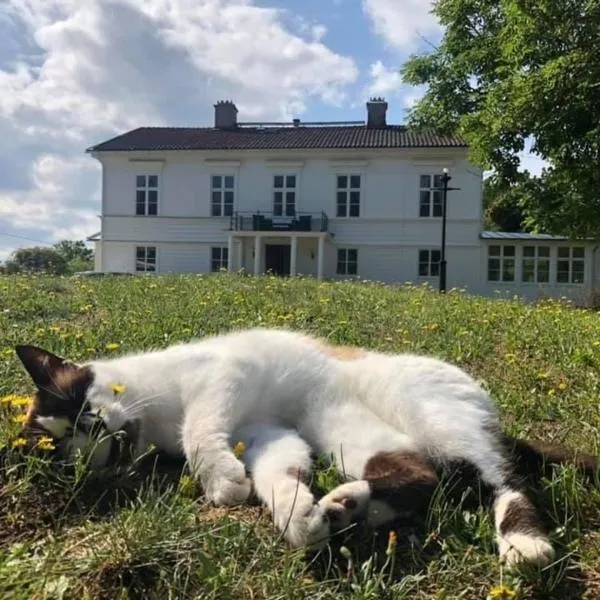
13 327 598 568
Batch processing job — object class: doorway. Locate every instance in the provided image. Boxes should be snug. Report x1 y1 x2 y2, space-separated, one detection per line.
265 244 291 276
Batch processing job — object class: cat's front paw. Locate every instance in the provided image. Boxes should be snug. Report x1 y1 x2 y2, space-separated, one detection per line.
317 480 371 531
204 458 252 506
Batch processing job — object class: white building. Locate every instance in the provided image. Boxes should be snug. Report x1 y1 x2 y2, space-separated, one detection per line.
86 99 599 305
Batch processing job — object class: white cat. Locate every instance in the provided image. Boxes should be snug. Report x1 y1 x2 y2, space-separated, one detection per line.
14 327 596 568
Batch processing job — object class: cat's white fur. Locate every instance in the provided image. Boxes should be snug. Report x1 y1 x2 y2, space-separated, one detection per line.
34 327 554 566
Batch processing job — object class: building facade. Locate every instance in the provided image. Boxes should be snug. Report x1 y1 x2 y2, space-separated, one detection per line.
86 99 599 306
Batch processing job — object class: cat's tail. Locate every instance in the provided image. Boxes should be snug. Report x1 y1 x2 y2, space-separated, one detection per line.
504 435 598 482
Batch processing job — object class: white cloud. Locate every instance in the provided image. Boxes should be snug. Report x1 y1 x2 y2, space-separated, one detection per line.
362 0 441 52
365 61 402 97
0 0 358 257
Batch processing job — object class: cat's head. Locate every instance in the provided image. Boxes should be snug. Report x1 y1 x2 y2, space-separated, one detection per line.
13 345 139 468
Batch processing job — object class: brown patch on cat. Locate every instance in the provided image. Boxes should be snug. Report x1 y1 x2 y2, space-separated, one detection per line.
310 339 367 361
363 450 439 513
498 494 545 537
286 466 310 484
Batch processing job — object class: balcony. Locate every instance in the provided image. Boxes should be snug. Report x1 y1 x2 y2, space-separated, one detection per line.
229 211 329 233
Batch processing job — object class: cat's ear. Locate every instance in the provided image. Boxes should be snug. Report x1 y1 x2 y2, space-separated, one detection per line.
15 345 74 390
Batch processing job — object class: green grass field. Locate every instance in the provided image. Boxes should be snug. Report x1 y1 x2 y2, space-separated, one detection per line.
0 274 599 599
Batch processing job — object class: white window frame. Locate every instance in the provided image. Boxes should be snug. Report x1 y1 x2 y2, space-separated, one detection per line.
419 174 444 218
210 246 229 272
521 245 550 284
487 245 516 282
211 175 235 217
273 174 297 217
135 246 157 273
135 174 159 216
336 248 358 275
335 174 361 218
418 249 441 277
556 246 585 284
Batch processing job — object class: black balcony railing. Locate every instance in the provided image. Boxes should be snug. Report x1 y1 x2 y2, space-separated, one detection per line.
230 211 329 233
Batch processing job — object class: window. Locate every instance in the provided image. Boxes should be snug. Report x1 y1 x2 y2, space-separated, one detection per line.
336 248 358 275
557 246 585 284
136 175 158 216
419 174 443 218
418 249 441 277
273 175 296 216
135 246 156 272
211 247 229 272
211 175 235 217
521 246 550 283
487 245 515 282
336 175 361 218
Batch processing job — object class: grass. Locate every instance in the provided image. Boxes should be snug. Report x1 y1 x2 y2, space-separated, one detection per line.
0 273 599 599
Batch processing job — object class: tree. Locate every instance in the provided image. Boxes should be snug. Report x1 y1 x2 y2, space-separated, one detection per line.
402 0 600 238
4 247 68 275
53 240 93 263
482 174 527 232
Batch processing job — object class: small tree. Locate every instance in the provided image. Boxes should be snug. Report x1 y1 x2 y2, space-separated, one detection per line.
53 240 93 264
4 247 68 275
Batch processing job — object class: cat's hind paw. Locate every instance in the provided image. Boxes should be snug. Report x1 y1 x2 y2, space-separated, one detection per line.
203 457 252 506
281 502 331 550
317 480 371 531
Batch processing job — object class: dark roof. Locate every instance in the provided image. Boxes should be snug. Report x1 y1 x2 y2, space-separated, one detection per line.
480 231 571 241
86 125 467 153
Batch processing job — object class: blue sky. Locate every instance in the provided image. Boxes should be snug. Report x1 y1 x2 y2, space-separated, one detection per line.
0 0 546 261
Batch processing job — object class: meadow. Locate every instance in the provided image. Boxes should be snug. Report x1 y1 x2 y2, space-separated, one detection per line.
0 273 599 600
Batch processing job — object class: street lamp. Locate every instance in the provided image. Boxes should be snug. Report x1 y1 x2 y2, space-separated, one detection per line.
438 168 460 293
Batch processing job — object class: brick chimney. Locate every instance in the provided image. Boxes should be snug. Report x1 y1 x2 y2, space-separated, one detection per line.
366 97 388 128
214 100 238 129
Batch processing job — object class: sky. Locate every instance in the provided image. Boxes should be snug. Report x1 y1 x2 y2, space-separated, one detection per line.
0 0 547 261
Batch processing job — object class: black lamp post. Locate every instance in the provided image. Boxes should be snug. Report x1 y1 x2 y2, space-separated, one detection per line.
438 168 460 293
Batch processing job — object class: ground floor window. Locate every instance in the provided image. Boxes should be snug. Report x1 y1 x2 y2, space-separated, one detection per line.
135 246 156 272
418 249 441 277
211 247 229 272
521 246 550 283
336 248 358 275
557 246 585 284
487 245 515 282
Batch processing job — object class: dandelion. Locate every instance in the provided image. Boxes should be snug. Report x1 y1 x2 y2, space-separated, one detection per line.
13 414 28 425
109 383 126 395
488 584 517 600
232 441 246 458
386 530 398 556
11 438 27 448
558 382 568 391
105 342 120 351
37 436 56 451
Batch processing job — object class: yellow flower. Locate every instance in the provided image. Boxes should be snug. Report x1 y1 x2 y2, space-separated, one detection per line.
37 436 56 451
488 584 517 600
386 530 398 556
1 394 32 407
178 474 196 497
109 383 126 395
105 342 120 351
11 438 27 448
558 382 568 391
13 414 28 424
232 441 246 458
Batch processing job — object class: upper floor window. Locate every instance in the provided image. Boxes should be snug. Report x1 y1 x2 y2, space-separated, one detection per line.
418 249 441 277
336 175 360 218
336 248 358 275
419 174 443 217
211 175 234 217
136 175 158 216
273 175 296 216
135 246 157 272
522 246 550 283
211 247 229 272
487 245 515 282
557 246 585 284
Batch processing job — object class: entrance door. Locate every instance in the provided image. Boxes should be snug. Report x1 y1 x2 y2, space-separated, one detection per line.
265 244 291 276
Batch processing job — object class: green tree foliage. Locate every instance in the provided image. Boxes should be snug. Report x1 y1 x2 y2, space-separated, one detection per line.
53 240 93 264
4 247 68 275
482 174 527 232
402 0 600 237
